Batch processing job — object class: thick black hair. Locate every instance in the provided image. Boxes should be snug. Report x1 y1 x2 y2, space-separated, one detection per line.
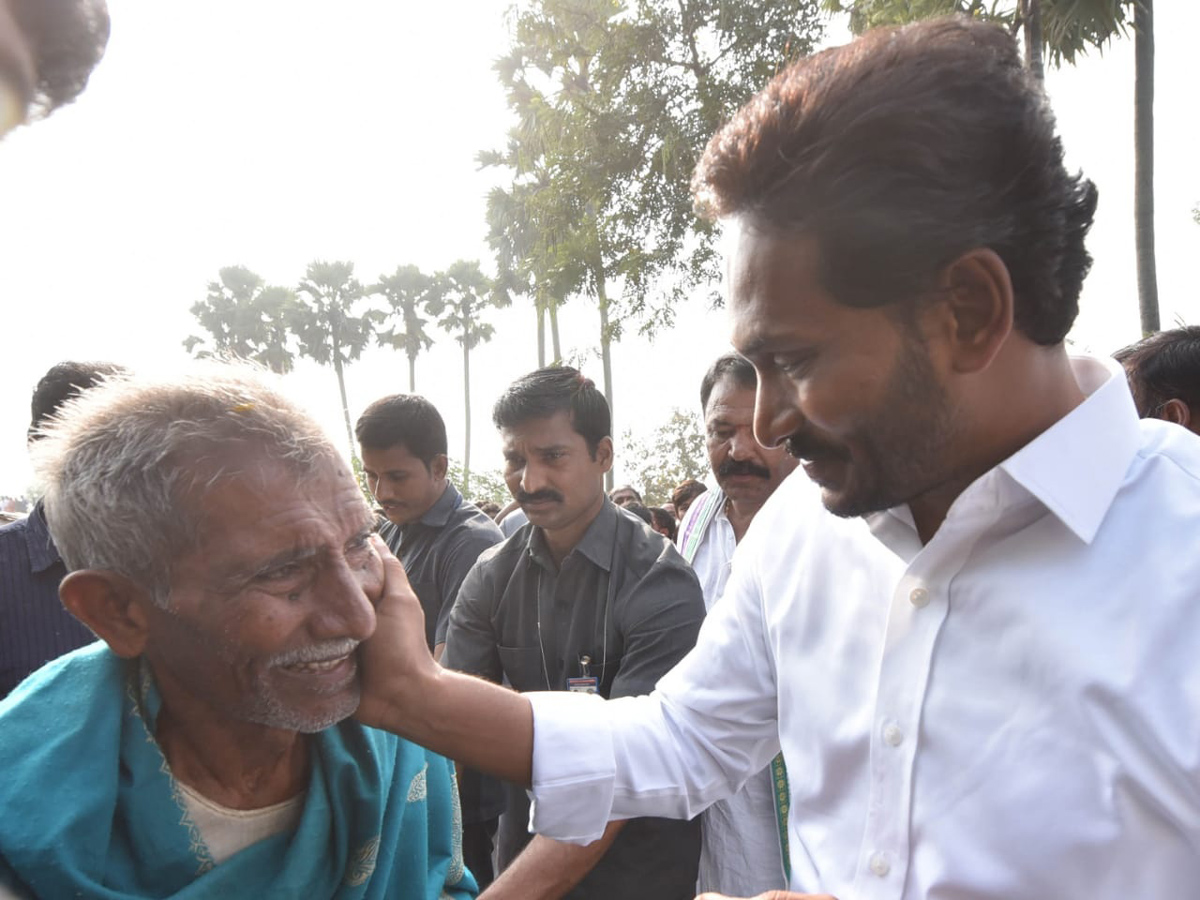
1114 326 1200 417
492 366 610 458
700 353 757 414
29 360 125 441
8 0 110 117
692 16 1096 346
355 394 448 469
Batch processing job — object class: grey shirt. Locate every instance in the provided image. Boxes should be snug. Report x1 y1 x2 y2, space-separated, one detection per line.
378 482 503 650
443 498 706 899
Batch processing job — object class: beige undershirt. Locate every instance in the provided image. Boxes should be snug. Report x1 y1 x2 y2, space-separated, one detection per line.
177 781 305 865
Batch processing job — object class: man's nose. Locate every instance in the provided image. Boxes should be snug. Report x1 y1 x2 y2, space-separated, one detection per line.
311 559 377 642
520 460 548 495
728 425 761 460
754 378 804 450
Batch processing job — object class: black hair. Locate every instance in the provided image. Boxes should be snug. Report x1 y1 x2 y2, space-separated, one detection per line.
671 478 708 512
492 366 610 458
1114 326 1200 417
692 16 1096 346
8 0 110 117
355 394 448 469
700 353 758 413
624 502 653 525
649 506 678 542
29 360 125 441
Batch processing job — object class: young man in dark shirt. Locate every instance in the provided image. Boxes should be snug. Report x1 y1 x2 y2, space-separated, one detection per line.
442 367 706 900
357 394 504 888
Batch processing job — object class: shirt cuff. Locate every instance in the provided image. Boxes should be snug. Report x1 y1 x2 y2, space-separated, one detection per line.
527 690 616 844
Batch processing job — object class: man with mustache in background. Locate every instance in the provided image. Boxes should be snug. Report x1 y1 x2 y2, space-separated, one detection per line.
677 354 796 897
441 366 706 900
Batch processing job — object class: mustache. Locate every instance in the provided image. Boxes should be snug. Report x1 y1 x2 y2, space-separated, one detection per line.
517 489 563 505
269 638 360 668
717 459 772 480
784 431 850 462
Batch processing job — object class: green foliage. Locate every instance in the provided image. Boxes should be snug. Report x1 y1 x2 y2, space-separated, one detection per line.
183 265 296 373
826 0 1130 71
448 460 511 508
483 0 826 340
620 408 709 506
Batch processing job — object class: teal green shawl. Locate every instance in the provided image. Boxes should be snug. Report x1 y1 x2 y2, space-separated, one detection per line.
0 644 476 899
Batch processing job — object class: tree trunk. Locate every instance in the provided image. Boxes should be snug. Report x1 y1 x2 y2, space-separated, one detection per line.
595 269 614 493
407 351 416 393
536 296 547 368
1134 0 1159 335
462 339 472 498
549 302 562 364
1021 0 1045 82
332 347 356 466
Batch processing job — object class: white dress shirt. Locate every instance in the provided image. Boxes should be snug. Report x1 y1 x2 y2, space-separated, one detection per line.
526 357 1200 899
680 488 788 895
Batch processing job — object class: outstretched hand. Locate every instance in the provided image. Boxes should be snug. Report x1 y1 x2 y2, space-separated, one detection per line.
354 535 440 734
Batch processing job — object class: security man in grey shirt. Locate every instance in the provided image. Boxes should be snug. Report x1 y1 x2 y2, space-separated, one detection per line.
356 394 504 888
442 367 705 900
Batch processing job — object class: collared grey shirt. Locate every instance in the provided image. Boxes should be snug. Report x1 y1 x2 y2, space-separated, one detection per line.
443 497 706 899
378 482 503 650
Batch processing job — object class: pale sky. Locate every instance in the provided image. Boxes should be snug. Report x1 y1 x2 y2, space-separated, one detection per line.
1 1 1198 500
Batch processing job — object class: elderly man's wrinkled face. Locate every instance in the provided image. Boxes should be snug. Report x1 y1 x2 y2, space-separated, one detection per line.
143 454 383 733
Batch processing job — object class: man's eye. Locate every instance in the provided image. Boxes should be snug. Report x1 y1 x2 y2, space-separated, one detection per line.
775 354 814 377
257 563 301 582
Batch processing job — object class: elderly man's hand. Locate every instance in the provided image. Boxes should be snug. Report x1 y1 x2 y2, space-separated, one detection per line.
695 893 838 900
354 536 441 733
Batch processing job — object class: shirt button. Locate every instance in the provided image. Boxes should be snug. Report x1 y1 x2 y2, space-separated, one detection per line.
883 724 904 747
909 587 930 608
869 851 890 877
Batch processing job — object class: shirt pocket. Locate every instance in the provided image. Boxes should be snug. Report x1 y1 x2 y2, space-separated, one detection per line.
497 645 550 692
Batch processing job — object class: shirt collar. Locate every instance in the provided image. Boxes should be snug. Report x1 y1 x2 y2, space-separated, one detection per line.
25 500 63 574
418 482 461 528
994 355 1139 544
528 496 618 572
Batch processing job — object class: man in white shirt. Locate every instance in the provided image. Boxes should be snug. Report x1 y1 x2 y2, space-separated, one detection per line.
355 16 1200 900
678 353 796 896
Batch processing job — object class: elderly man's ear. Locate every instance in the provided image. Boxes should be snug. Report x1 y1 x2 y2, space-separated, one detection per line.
59 571 153 658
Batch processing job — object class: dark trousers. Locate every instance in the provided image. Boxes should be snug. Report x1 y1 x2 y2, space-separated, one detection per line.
463 817 499 890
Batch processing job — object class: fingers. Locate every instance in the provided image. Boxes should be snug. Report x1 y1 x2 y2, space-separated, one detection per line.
370 534 414 596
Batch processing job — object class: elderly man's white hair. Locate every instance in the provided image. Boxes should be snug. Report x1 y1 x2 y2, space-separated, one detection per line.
31 365 347 605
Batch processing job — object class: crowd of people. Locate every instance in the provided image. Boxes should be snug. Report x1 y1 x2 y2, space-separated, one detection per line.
2 3 1199 900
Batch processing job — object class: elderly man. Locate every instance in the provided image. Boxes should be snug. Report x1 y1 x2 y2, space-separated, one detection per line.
678 353 796 897
352 16 1200 900
0 369 475 899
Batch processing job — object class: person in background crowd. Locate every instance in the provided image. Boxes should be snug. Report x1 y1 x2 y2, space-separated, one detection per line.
441 366 705 900
669 479 707 521
0 368 474 899
647 507 677 543
357 394 505 889
678 353 797 897
622 501 654 526
1 361 125 698
478 500 501 520
1114 324 1200 435
350 17 1200 900
608 484 641 507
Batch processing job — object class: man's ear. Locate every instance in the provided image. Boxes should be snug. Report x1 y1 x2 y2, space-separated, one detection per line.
1158 398 1192 429
431 453 449 482
596 436 614 474
59 570 153 659
932 248 1014 375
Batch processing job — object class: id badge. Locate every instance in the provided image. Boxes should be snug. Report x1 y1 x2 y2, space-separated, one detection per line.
567 676 599 694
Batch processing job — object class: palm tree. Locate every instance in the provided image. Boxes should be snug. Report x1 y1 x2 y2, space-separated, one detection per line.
372 265 444 391
291 260 381 460
435 261 506 496
183 266 295 374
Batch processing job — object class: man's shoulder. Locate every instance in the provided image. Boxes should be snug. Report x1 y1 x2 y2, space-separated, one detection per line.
438 502 504 550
